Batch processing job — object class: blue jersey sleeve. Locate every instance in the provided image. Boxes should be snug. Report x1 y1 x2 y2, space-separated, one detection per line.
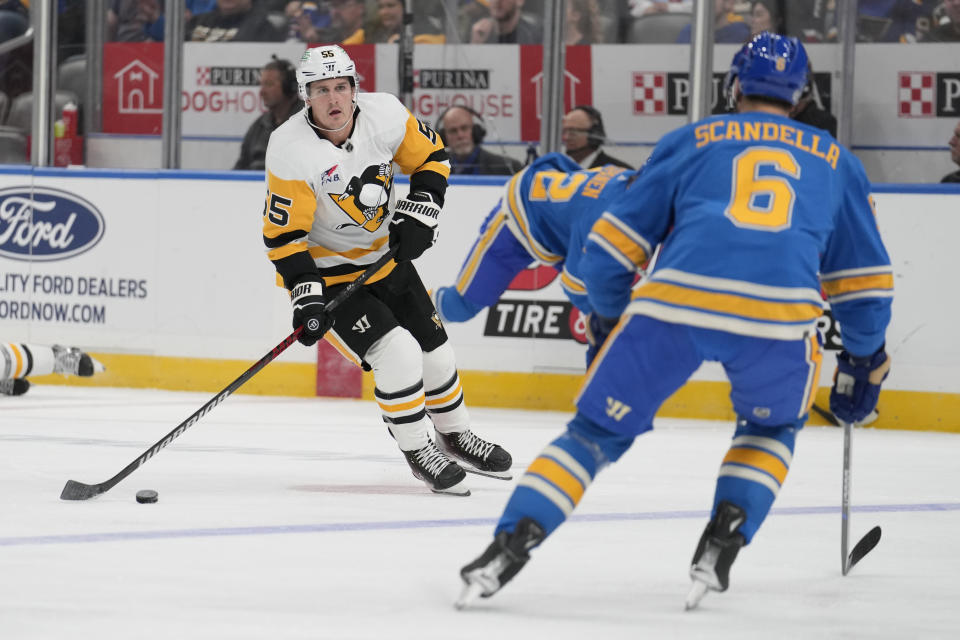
820 154 893 356
580 129 684 317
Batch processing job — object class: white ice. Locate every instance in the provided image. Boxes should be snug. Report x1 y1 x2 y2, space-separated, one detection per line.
2 385 958 639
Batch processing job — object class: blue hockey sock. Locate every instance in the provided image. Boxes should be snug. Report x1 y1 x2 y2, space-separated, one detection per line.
434 286 485 323
495 423 607 539
713 420 799 543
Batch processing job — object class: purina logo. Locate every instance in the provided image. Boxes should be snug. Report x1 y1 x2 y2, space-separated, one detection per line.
0 187 105 261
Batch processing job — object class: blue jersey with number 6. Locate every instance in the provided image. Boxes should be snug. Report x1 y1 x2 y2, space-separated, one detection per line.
583 111 892 357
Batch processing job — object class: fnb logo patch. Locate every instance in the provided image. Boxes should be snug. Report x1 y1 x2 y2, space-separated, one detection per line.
0 187 105 261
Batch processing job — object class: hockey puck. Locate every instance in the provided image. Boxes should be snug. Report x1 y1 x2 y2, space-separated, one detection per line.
135 489 158 504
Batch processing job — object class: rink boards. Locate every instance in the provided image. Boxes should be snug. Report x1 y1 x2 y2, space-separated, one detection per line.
0 166 957 432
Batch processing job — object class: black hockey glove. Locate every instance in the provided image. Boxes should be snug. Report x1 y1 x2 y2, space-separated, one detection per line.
389 190 440 262
829 346 890 424
584 313 619 365
291 274 334 346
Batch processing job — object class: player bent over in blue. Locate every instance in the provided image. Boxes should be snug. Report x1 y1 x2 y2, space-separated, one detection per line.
432 152 634 364
456 33 893 611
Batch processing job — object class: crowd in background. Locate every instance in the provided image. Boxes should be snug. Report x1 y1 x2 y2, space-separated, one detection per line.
88 0 960 45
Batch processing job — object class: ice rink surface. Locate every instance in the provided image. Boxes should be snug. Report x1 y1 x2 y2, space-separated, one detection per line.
2 385 958 639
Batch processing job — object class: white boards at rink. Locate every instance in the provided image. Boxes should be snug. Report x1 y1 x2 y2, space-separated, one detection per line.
0 166 957 432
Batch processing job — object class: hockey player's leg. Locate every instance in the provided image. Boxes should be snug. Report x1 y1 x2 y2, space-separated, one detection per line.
686 420 798 609
423 341 512 479
365 327 468 495
457 415 631 608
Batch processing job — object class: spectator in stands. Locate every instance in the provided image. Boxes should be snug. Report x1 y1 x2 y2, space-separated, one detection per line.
470 0 543 43
629 0 692 16
925 0 960 41
790 64 836 137
675 0 750 43
561 105 632 170
0 1 28 44
750 0 785 36
109 0 216 42
235 57 303 171
942 121 960 183
187 0 284 41
285 1 333 43
347 0 446 44
330 0 367 43
566 0 602 44
438 105 521 175
859 0 939 42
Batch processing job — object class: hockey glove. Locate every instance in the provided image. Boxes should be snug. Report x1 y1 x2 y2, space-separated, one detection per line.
389 191 440 262
829 346 891 424
584 313 619 366
291 274 334 346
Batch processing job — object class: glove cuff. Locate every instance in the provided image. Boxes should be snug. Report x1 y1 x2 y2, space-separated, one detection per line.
291 274 324 304
395 191 441 228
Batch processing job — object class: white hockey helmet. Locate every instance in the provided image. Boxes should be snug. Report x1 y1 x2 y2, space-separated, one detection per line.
296 45 358 101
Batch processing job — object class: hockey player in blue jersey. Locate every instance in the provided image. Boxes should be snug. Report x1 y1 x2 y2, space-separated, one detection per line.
433 152 633 334
432 152 635 363
455 33 893 611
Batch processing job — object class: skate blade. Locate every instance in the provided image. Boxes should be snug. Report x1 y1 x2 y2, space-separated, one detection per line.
429 477 472 496
685 580 709 611
462 466 513 481
454 581 485 610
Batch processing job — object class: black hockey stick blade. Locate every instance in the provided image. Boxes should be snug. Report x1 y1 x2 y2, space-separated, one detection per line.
847 525 882 572
60 249 396 501
812 402 840 426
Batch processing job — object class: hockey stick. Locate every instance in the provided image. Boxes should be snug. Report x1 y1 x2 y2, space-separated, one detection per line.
840 418 883 574
60 248 397 501
812 402 840 426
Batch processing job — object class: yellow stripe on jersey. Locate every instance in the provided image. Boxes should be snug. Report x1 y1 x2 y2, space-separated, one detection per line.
322 259 398 287
506 172 562 264
264 171 317 239
307 236 390 260
632 282 823 323
821 273 894 298
589 215 649 268
394 113 450 179
456 209 508 292
324 331 362 368
560 268 586 294
801 333 823 417
267 242 309 262
526 456 586 506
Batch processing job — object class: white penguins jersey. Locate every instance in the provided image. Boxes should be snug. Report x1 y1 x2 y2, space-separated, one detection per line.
262 91 450 289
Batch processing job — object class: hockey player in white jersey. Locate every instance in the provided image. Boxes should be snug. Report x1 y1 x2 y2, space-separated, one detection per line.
261 45 512 496
1 343 104 396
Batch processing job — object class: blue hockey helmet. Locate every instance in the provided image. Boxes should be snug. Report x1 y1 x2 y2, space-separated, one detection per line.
722 43 750 111
732 32 809 106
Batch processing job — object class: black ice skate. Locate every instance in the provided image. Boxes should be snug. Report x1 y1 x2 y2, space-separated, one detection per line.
685 501 746 610
402 439 470 496
455 517 545 610
52 345 97 377
436 429 513 480
0 378 30 396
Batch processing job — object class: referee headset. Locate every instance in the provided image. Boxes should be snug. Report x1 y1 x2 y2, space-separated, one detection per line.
572 105 606 149
436 105 487 146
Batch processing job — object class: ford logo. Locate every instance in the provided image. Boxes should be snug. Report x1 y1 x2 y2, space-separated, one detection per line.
0 186 105 261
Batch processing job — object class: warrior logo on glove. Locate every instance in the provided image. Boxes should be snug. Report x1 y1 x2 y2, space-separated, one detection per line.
332 163 394 232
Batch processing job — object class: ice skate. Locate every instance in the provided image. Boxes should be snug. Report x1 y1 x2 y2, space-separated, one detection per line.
0 378 30 396
402 439 470 496
52 345 104 377
685 501 746 610
436 429 513 480
455 518 545 609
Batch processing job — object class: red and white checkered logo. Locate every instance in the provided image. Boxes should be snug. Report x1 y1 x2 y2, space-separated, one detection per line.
898 72 934 117
196 66 211 86
633 73 666 115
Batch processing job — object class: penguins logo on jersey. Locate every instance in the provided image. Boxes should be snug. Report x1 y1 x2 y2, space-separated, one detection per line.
331 163 394 232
